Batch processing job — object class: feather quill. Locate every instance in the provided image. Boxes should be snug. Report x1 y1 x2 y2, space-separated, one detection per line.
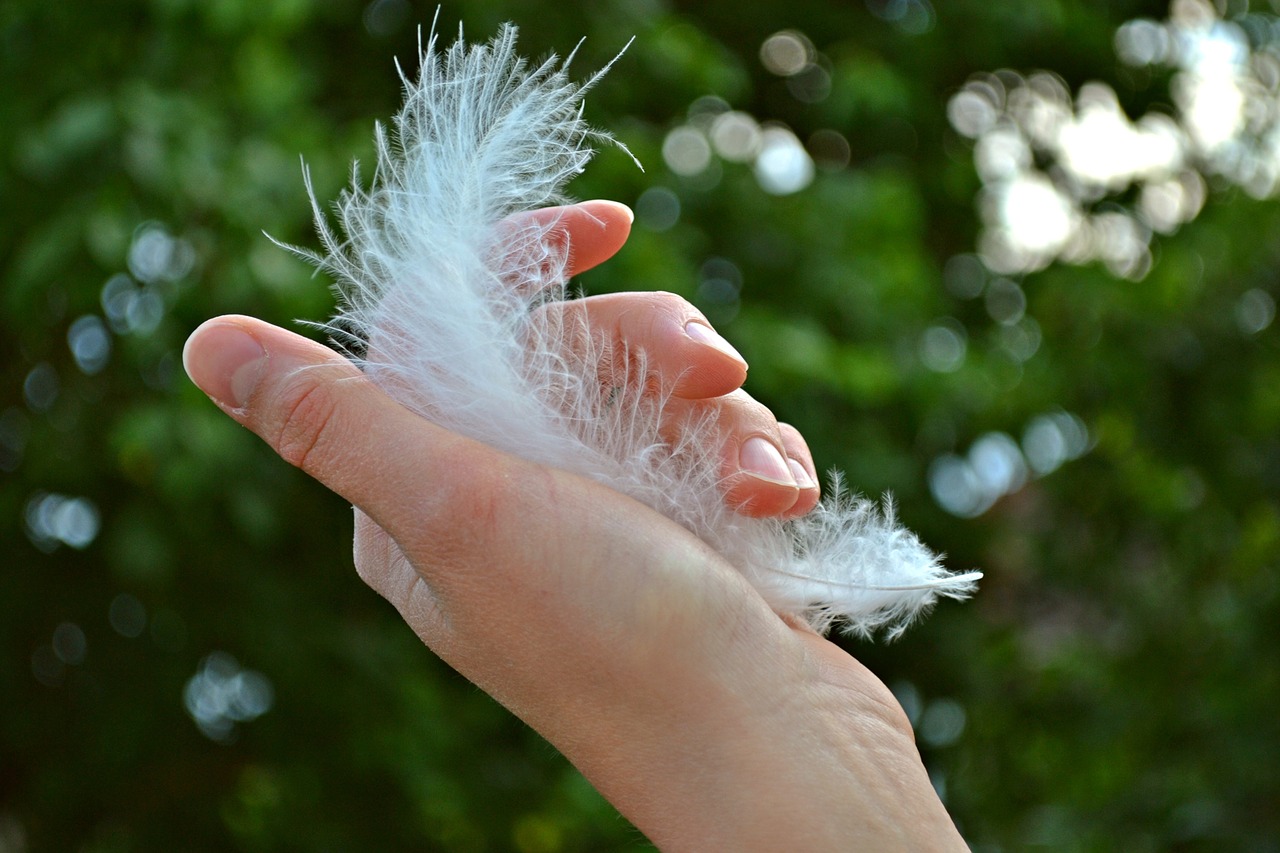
285 21 980 638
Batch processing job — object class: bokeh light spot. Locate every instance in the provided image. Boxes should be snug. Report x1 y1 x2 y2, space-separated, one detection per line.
363 0 410 37
786 63 832 103
184 652 275 743
1000 317 1043 363
985 278 1027 325
947 89 999 139
919 320 967 373
709 111 761 162
635 187 681 232
996 174 1075 258
920 698 967 748
867 0 937 35
808 129 852 171
1236 287 1276 334
127 222 194 285
1022 411 1091 475
52 622 87 666
23 363 59 414
753 126 814 194
930 431 1031 517
24 492 101 552
759 30 812 76
970 432 1028 498
101 273 165 336
662 126 713 176
929 454 988 517
68 315 112 375
1116 19 1172 66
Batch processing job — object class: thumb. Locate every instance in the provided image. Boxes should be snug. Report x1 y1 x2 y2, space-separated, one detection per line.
181 315 494 545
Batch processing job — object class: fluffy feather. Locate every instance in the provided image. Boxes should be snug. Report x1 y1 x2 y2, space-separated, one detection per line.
285 21 980 638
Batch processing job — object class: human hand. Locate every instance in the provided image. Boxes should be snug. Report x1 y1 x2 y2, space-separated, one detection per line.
182 201 964 850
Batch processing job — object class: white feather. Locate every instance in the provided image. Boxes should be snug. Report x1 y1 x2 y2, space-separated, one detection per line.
283 21 980 639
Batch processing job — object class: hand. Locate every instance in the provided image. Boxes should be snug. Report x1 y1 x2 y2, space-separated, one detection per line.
182 201 964 850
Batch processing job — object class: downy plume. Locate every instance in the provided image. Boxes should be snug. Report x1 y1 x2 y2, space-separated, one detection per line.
284 21 980 638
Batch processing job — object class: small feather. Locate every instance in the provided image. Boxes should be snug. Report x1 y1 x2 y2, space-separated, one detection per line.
280 21 980 638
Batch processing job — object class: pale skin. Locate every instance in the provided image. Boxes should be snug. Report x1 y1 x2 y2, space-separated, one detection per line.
182 200 966 851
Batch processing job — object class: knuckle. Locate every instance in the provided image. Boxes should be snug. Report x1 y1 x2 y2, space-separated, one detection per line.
723 389 779 432
647 290 695 319
777 421 813 456
647 289 685 305
272 371 345 473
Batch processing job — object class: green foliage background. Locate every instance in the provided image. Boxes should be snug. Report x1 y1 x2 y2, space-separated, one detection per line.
3 0 1278 850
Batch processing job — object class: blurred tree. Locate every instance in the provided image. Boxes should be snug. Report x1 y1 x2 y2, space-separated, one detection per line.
2 0 1276 850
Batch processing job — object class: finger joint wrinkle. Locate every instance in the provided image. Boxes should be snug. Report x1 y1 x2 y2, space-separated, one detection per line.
275 381 343 473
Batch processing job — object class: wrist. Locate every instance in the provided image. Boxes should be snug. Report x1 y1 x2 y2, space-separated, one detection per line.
552 631 965 851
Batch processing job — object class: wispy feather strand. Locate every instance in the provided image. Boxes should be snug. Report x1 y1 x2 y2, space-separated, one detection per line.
284 22 980 638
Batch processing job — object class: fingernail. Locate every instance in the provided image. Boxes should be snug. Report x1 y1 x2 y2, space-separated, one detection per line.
740 437 796 486
685 321 746 366
183 322 267 410
788 458 816 490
